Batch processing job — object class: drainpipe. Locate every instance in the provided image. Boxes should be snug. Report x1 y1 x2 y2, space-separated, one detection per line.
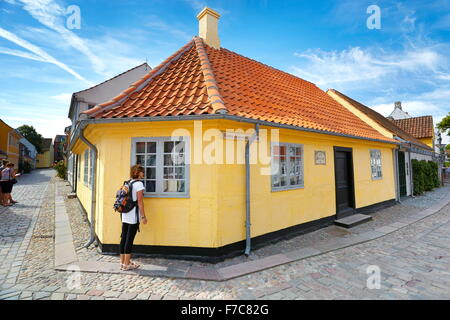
409 143 415 198
393 147 400 203
79 129 98 248
244 124 260 257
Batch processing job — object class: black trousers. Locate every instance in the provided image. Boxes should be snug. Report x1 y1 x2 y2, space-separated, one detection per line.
119 223 139 254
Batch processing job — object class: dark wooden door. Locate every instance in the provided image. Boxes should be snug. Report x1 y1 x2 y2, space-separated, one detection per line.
398 151 407 197
334 148 355 219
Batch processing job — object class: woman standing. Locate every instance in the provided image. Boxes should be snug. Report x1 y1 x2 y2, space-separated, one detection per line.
0 160 7 205
0 163 19 206
119 165 148 271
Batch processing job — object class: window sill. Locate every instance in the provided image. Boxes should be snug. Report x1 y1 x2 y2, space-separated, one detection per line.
271 185 304 192
143 193 190 199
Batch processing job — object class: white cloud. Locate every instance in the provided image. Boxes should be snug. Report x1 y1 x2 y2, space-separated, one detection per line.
16 0 107 75
292 46 443 86
51 93 72 103
0 27 92 84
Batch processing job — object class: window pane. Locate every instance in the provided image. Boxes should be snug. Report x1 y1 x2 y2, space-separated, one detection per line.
177 180 185 192
296 147 302 156
280 157 287 175
164 154 174 166
175 167 185 179
147 142 156 153
174 141 185 153
163 167 174 179
146 180 156 193
173 153 185 166
164 141 174 153
146 155 156 166
273 176 280 188
280 176 287 186
136 155 145 165
146 167 156 179
163 180 178 192
136 142 146 154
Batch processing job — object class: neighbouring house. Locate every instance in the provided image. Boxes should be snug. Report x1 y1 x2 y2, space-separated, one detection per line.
327 90 435 198
36 138 54 168
387 102 436 149
54 135 67 163
68 8 400 261
0 119 22 167
66 62 150 191
19 138 38 170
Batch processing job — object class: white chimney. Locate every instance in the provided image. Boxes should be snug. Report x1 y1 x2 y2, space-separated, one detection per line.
395 101 402 110
197 7 221 49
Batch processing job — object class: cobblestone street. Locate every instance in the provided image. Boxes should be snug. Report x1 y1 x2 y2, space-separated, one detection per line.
1 168 450 300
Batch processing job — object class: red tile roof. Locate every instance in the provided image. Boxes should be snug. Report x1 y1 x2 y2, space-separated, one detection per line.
390 116 434 139
329 89 432 151
84 37 396 143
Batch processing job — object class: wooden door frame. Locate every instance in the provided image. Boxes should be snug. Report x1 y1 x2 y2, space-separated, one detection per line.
333 146 356 218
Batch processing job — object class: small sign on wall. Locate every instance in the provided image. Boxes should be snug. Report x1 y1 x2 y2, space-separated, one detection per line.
315 151 326 165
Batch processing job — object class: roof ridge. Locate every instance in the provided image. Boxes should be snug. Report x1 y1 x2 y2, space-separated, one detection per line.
329 89 433 150
218 46 318 89
84 39 196 117
193 37 227 114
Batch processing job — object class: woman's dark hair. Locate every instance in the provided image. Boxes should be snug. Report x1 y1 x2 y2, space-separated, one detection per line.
2 160 8 166
6 163 14 167
130 165 144 179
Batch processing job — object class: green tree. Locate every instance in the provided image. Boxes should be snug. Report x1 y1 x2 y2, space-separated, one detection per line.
16 125 44 153
437 112 450 135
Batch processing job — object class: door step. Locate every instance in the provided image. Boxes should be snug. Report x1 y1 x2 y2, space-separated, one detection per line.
334 214 372 228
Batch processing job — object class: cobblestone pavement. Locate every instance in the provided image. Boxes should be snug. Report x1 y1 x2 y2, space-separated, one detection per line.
0 169 449 300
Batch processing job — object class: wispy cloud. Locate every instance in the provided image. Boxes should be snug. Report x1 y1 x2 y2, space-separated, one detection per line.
292 45 444 87
16 0 107 75
0 27 92 84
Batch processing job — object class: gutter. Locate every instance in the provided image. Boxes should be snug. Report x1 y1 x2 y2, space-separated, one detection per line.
68 114 400 152
79 129 98 249
245 124 259 257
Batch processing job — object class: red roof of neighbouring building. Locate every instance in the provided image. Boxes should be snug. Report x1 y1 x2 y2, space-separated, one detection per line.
390 116 434 139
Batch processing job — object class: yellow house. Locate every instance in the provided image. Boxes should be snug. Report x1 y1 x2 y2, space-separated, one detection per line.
69 8 399 261
36 138 54 168
0 119 22 167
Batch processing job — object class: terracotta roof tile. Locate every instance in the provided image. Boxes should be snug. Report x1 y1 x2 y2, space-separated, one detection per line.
84 37 396 143
390 116 434 139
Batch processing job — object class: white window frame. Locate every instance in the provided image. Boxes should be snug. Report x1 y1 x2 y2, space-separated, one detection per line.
271 142 304 192
131 136 190 198
83 149 89 186
370 149 383 180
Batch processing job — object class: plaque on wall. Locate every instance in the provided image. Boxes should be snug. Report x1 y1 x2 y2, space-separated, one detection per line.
315 151 326 165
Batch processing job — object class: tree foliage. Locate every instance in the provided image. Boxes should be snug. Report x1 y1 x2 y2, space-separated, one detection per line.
437 112 450 135
16 125 44 153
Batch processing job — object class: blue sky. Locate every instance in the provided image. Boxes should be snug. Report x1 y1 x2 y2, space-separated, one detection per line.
0 0 449 143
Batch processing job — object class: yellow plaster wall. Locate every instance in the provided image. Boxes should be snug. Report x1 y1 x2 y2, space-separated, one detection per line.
73 119 396 249
215 120 396 247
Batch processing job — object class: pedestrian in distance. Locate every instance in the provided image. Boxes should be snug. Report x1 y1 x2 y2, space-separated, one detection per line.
0 162 20 206
0 160 8 205
119 164 148 271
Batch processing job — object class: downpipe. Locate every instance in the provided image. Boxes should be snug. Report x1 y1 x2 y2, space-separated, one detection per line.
245 124 260 257
79 129 98 249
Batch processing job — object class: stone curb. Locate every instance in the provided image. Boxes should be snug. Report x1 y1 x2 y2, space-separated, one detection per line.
53 181 450 282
